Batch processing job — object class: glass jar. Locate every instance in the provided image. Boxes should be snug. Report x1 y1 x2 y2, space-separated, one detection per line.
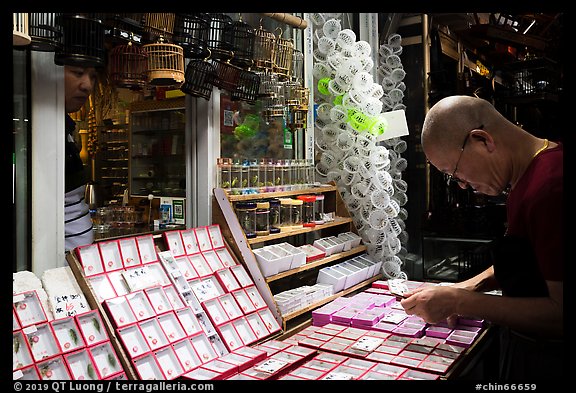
314 193 325 224
230 158 243 195
279 198 293 231
217 157 231 191
269 198 281 234
297 195 316 227
255 201 270 236
291 198 303 228
235 201 257 238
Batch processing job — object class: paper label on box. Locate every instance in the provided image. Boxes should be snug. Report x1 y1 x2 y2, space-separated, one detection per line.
51 293 90 318
323 371 354 380
253 358 288 374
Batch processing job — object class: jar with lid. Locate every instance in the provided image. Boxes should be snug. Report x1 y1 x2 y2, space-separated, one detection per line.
268 198 281 234
291 198 303 228
255 201 270 236
314 193 325 224
230 158 243 195
279 198 293 231
216 157 231 191
297 195 316 227
235 201 257 238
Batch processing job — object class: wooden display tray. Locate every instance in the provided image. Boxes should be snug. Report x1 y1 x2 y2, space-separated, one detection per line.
66 251 139 380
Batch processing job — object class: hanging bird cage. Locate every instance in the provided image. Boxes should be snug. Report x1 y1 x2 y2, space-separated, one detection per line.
109 42 148 90
283 80 300 107
180 53 217 100
103 13 144 44
13 13 31 46
231 68 261 105
253 24 275 72
206 13 233 60
274 32 294 80
211 57 242 92
142 38 185 87
29 13 63 52
173 13 211 59
142 13 175 43
260 73 285 118
224 16 255 69
54 13 106 68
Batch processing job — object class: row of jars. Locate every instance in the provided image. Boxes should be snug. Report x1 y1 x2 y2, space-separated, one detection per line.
234 194 326 239
217 157 317 195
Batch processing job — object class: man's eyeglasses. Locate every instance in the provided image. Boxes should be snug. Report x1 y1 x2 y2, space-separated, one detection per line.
446 125 482 185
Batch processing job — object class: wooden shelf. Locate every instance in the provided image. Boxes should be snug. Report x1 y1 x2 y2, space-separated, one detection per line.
248 216 353 245
265 244 368 283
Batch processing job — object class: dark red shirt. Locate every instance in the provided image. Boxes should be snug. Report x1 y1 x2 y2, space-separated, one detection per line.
505 142 564 282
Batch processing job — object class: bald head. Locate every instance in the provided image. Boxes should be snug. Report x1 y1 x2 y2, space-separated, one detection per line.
421 95 505 153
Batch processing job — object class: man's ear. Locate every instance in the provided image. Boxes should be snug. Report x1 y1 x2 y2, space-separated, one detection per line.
470 128 495 153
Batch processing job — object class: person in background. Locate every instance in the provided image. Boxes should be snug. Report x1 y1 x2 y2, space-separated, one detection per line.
401 95 563 380
64 65 98 252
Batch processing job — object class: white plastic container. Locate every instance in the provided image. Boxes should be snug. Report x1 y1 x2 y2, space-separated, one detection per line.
317 266 347 293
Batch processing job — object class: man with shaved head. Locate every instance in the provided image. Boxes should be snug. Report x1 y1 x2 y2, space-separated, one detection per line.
401 95 563 380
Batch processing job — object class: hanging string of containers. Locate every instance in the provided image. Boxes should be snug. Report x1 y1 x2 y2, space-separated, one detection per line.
142 37 185 87
54 13 106 68
13 13 31 46
173 13 211 59
142 13 175 43
28 13 63 52
108 41 148 90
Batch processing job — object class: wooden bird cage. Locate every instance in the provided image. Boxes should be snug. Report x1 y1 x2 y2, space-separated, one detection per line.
224 17 255 68
181 58 217 100
109 42 148 89
54 14 106 67
173 13 211 59
13 13 31 46
231 69 261 104
253 25 276 72
274 35 294 80
103 13 144 44
29 13 63 52
142 13 175 43
143 39 185 87
206 13 233 60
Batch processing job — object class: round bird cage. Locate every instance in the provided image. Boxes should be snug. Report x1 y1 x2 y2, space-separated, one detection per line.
173 13 211 59
181 56 217 100
109 42 148 89
224 16 255 69
274 33 294 80
253 24 275 72
206 13 233 60
291 49 304 83
211 58 242 92
13 13 31 46
29 13 63 51
54 13 106 68
103 13 144 44
142 38 185 87
231 69 261 104
142 13 175 43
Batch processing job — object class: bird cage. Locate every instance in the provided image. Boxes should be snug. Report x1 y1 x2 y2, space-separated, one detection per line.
109 42 148 89
29 13 63 51
142 13 175 43
211 58 243 92
142 38 185 87
206 13 233 60
274 34 294 80
173 13 211 59
181 57 217 101
103 13 144 44
54 13 106 68
231 69 261 105
253 24 275 72
283 80 300 107
260 73 285 118
13 13 31 46
224 16 255 69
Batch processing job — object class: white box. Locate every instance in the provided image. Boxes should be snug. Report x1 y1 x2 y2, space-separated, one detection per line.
340 261 365 287
317 267 346 293
346 259 370 283
276 242 306 269
332 264 356 289
253 248 281 277
266 245 293 272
